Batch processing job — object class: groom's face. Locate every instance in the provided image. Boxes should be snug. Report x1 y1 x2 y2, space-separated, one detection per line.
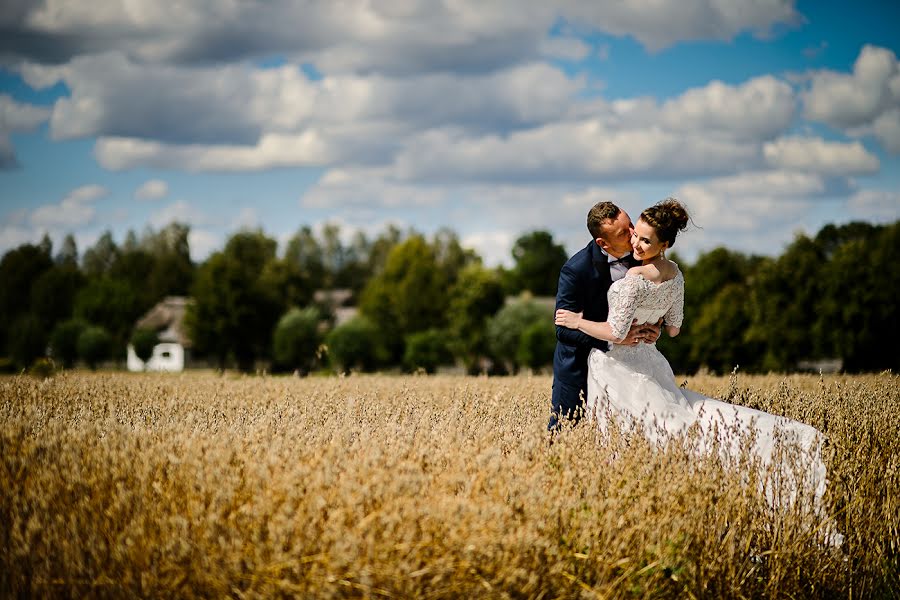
596 211 634 257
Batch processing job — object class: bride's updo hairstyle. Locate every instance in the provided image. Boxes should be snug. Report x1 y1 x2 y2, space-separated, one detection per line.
640 198 690 248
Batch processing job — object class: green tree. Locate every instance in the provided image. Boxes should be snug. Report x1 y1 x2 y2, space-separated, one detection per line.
284 225 326 291
688 284 762 374
131 327 159 367
8 314 47 369
818 223 899 372
272 307 322 374
74 277 144 360
486 297 553 373
50 319 88 368
359 235 449 363
516 319 556 372
403 329 453 374
185 231 282 371
325 316 387 373
0 242 54 355
509 230 568 296
82 231 121 277
447 264 506 373
746 236 824 371
77 325 111 370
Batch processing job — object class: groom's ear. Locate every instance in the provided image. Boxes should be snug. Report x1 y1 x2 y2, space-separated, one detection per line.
594 237 609 251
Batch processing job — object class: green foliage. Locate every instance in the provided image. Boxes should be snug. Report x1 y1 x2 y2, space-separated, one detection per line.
325 317 387 373
0 358 16 374
359 235 450 362
403 329 453 374
50 319 88 368
487 297 553 373
272 307 322 374
447 264 507 373
186 231 282 371
688 284 761 374
28 357 55 379
516 319 556 372
8 314 47 370
77 326 112 370
74 277 144 360
0 241 54 354
509 230 568 295
131 328 159 365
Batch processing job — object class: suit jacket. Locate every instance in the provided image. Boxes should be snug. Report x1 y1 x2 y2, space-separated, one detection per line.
552 241 638 386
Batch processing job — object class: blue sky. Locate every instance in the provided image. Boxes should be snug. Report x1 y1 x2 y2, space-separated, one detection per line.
1 0 898 265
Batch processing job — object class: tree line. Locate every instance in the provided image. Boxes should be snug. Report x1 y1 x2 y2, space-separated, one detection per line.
1 219 896 375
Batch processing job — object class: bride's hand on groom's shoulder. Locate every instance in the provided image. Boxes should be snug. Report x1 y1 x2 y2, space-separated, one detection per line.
554 309 582 329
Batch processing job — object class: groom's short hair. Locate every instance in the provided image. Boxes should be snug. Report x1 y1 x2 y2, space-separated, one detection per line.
587 202 622 240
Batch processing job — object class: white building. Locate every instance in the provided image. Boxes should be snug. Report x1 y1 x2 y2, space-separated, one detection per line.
127 297 193 372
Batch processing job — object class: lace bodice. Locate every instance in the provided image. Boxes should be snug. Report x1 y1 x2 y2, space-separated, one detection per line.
607 266 684 342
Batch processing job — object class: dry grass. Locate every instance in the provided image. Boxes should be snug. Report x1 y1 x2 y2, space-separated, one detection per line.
1 371 897 598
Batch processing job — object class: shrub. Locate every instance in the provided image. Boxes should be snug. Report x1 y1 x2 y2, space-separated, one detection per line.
8 313 47 370
50 319 87 368
403 329 453 374
130 327 159 367
77 326 111 370
516 319 556 372
28 357 55 379
272 307 322 374
0 357 17 374
486 297 553 373
325 317 387 373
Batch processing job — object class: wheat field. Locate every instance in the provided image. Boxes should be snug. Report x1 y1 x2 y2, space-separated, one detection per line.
1 371 897 598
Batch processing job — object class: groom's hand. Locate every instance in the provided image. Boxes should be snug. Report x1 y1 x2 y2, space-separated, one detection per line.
639 319 663 344
620 320 645 346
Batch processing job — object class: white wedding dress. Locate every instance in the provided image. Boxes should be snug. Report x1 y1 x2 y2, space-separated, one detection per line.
586 265 831 515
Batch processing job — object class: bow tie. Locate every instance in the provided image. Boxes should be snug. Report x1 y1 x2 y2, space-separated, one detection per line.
609 255 632 267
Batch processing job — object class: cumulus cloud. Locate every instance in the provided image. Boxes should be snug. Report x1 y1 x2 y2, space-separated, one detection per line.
847 189 900 222
763 136 880 175
803 45 900 153
30 184 106 228
149 200 216 228
0 94 50 167
134 179 168 200
1 1 801 70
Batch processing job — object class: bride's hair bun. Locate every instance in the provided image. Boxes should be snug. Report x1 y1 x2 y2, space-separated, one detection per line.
640 198 690 247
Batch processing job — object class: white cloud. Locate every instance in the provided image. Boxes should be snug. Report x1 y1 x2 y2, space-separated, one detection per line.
149 200 215 228
187 229 222 262
5 1 801 67
659 76 795 141
0 94 51 167
847 189 900 222
232 207 260 230
763 136 879 175
30 184 106 228
134 178 168 200
462 230 516 268
803 45 900 153
539 36 591 61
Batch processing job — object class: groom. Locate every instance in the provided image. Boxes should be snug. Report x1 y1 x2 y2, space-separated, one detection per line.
549 201 661 432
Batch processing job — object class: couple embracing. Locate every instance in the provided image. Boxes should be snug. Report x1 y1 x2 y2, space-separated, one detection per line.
550 199 832 515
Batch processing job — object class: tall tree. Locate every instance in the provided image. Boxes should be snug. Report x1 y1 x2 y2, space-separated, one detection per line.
447 264 506 373
185 230 282 370
509 230 568 296
82 231 120 277
358 235 449 362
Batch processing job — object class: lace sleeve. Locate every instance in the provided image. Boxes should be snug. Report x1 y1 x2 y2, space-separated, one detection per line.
608 276 644 340
664 274 684 329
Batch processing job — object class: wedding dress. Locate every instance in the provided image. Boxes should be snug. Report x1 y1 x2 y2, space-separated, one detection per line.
586 265 831 515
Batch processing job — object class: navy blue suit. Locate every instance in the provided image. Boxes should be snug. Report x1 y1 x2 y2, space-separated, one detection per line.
549 241 638 430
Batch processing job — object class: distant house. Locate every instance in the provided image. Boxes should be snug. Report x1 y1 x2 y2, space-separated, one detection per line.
127 296 194 372
313 288 358 326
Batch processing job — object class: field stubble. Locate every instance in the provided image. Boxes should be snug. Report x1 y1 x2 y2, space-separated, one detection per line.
1 372 897 598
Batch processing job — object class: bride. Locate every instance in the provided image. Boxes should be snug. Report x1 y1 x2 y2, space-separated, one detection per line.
555 199 830 513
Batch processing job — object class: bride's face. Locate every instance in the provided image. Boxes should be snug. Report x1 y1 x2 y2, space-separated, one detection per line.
631 219 668 261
